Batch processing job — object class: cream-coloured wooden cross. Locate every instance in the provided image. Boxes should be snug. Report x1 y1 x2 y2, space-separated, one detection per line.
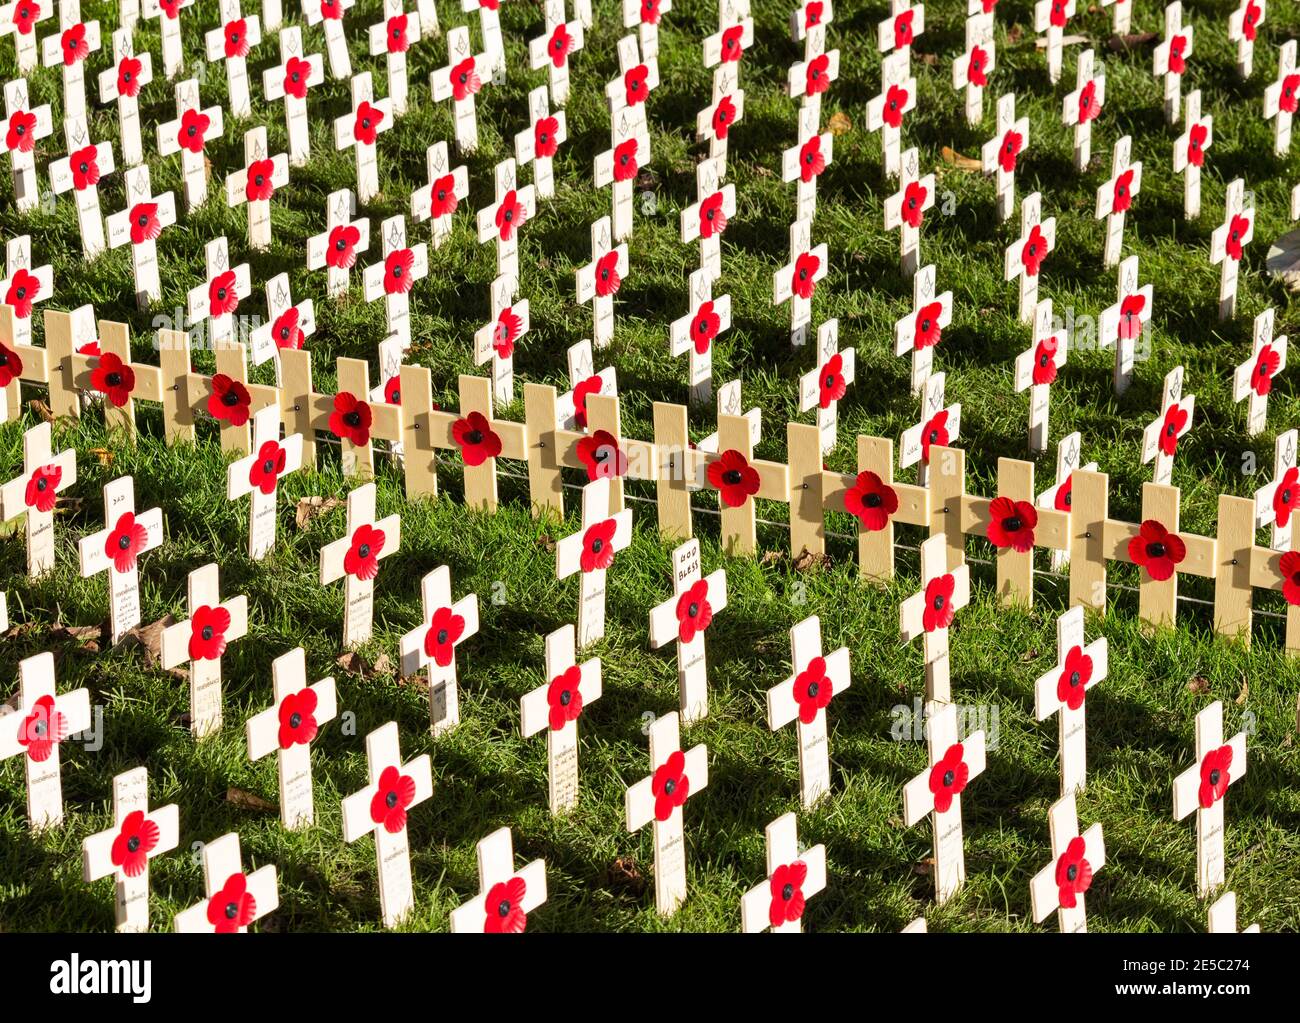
1036 431 1096 572
556 476 632 647
0 0 51 72
878 0 923 64
900 532 969 702
227 405 304 560
63 321 157 437
204 0 260 117
82 766 179 932
0 306 45 427
670 265 729 406
680 156 732 282
39 0 100 123
1153 2 1192 124
866 48 913 179
0 234 51 348
1208 890 1260 933
530 0 583 107
704 0 752 73
263 25 322 166
788 23 838 126
1173 701 1248 898
782 103 831 224
894 263 950 397
1034 606 1107 795
773 217 827 349
698 63 743 174
1095 135 1141 268
249 273 314 366
622 0 668 63
0 652 91 828
1 422 76 577
246 646 337 830
262 0 282 31
1014 298 1067 453
625 710 707 916
142 0 193 79
1034 0 1075 84
156 77 224 211
1173 89 1211 220
450 827 548 933
1141 365 1195 485
78 476 163 644
1228 0 1264 80
884 146 933 277
319 482 401 647
521 623 602 814
1100 0 1130 32
1254 428 1297 552
982 93 1027 223
98 30 151 167
903 699 986 904
739 812 827 933
1004 190 1054 324
576 215 626 349
703 412 789 556
1233 307 1287 436
477 158 534 282
411 140 466 250
605 33 658 139
595 108 649 243
1062 48 1103 171
473 272 528 404
341 721 431 928
649 539 726 724
1099 255 1151 395
160 562 249 738
1029 792 1105 932
302 0 353 80
766 614 850 808
48 116 113 258
899 369 961 484
1264 38 1298 156
367 0 422 117
2 78 52 212
225 126 287 251
464 0 506 76
174 831 278 932
399 565 479 736
186 236 250 347
432 24 489 153
1210 178 1254 321
307 188 370 298
515 85 566 199
798 319 854 454
556 337 616 432
952 11 993 125
362 215 426 355
334 73 391 205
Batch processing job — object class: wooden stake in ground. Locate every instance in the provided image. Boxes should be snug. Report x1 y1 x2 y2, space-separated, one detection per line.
476 158 534 281
82 766 180 932
48 115 114 259
1034 606 1107 796
411 140 466 250
227 405 303 560
952 11 993 126
649 539 726 724
143 0 192 79
555 477 632 647
334 73 391 205
450 827 548 933
1062 48 1103 171
263 26 323 167
245 647 337 830
156 78 224 212
1036 432 1095 572
1141 365 1195 485
740 812 827 933
515 85 566 200
225 126 288 252
1029 792 1105 932
530 0 583 107
204 0 260 118
307 188 370 298
367 0 423 117
1004 191 1055 324
432 24 489 153
1210 177 1254 321
1098 255 1151 395
1152 2 1192 125
173 832 278 932
1227 0 1264 80
883 147 933 278
1094 135 1141 268
866 48 913 179
521 623 602 814
1173 701 1247 898
1173 89 1211 220
2 78 52 212
1233 307 1287 436
1208 890 1260 932
900 532 969 702
1034 0 1075 84
78 476 163 644
798 319 854 454
98 30 151 168
319 482 401 648
1 422 77 577
782 103 831 224
303 0 353 80
399 565 479 736
1013 298 1066 454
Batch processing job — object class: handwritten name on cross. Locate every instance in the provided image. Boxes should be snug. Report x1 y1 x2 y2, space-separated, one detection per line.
1173 701 1247 898
521 623 601 813
649 539 727 724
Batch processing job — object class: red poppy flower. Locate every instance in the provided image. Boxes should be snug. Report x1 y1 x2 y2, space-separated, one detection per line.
10 0 39 33
283 56 312 100
1118 293 1145 341
804 1 823 27
104 511 148 573
1111 169 1135 214
453 410 502 466
571 375 603 429
383 375 401 405
206 873 256 932
1049 0 1068 27
160 0 183 18
1127 519 1186 582
277 687 318 749
712 95 737 140
639 0 661 24
1243 0 1261 42
690 300 720 354
799 135 825 183
344 523 386 581
1077 80 1100 124
1187 123 1207 167
1158 404 1188 456
547 665 583 731
922 573 956 632
534 115 560 158
1274 467 1299 527
928 742 968 812
78 340 100 356
385 13 409 53
613 138 639 182
914 301 943 349
1054 474 1073 512
591 252 621 299
61 23 88 65
1168 34 1188 75
495 189 524 241
208 270 240 318
893 9 914 48
1031 337 1059 386
1021 224 1048 276
329 392 373 446
675 580 714 643
249 439 286 495
817 353 846 409
548 23 572 68
492 306 523 359
1225 214 1250 261
17 694 65 762
1279 550 1300 605
1252 344 1280 396
450 57 481 102
178 108 210 154
793 655 833 724
792 251 820 300
651 750 690 822
624 64 650 106
67 144 100 191
0 342 22 387
968 46 988 87
708 448 760 508
580 517 619 573
5 110 36 153
721 24 745 62
1055 836 1092 909
271 307 304 350
478 0 500 9
1198 745 1233 808
117 56 143 98
24 463 61 513
353 101 383 146
90 352 136 407
919 408 950 463
245 158 276 202
577 429 626 481
982 0 999 10
223 18 249 58
987 496 1038 552
696 192 729 240
383 248 415 295
423 606 465 667
4 268 39 318
768 861 807 928
208 373 251 427
806 54 830 96
883 85 908 128
483 877 527 933
999 129 1023 173
110 809 160 878
1056 644 1092 711
844 470 898 531
325 224 360 269
901 180 928 229
128 202 160 245
188 604 230 662
429 174 458 218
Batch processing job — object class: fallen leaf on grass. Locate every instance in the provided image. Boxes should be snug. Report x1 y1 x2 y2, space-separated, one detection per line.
226 787 277 813
760 550 784 567
942 146 982 171
793 548 833 572
51 622 106 653
122 615 176 669
1235 678 1249 705
1187 676 1211 695
296 496 343 529
336 651 372 676
827 110 852 136
54 496 83 515
1107 32 1159 52
913 858 935 877
1007 24 1023 44
88 448 114 466
917 52 937 66
606 857 646 897
27 399 54 423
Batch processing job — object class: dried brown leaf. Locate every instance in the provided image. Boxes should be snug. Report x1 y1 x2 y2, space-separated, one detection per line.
1187 676 1211 695
606 856 646 896
226 787 277 813
27 399 54 423
88 447 114 466
827 110 853 136
295 496 343 529
335 651 372 676
122 615 176 669
941 146 982 171
1235 677 1249 705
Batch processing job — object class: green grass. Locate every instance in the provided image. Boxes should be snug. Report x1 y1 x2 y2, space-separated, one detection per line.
2 0 1300 932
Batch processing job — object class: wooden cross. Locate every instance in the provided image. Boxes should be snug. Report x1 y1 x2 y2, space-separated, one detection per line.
625 711 707 916
362 215 427 355
464 0 506 76
823 434 928 582
1152 2 1192 125
697 64 743 174
1062 48 1103 171
515 84 566 200
39 0 100 122
680 156 733 282
203 0 260 118
576 215 626 349
81 766 179 931
411 140 466 250
1 421 76 577
142 0 193 80
398 565 479 736
77 476 163 644
334 73 391 205
894 263 950 396
1037 431 1096 571
704 0 752 75
649 539 726 724
1014 298 1067 453
790 0 831 51
2 79 52 212
556 337 616 432
1029 793 1105 932
952 11 993 125
1264 38 1298 157
173 831 278 932
0 234 51 348
595 108 649 243
1100 0 1130 32
262 0 282 30
98 30 151 168
41 302 102 418
1208 890 1260 933
883 146 933 277
903 699 986 904
341 721 431 928
159 562 249 738
1227 0 1264 80
1173 701 1247 897
473 272 528 404
1034 0 1075 84
1004 191 1055 324
476 158 534 281
1141 366 1195 485
1173 89 1211 220
319 482 401 647
740 812 827 933
249 272 314 366
605 33 658 140
225 126 287 251
899 370 961 485
529 0 583 107
306 188 370 298
263 25 322 167
1098 255 1151 395
556 477 632 647
1253 428 1297 552
983 93 1028 223
900 532 970 701
670 265 729 406
156 77 223 212
782 102 831 224
622 0 669 64
227 404 304 560
1034 606 1107 795
866 49 914 179
1095 136 1141 268
328 356 403 475
798 319 854 454
788 24 838 125
773 218 827 349
766 614 850 807
521 623 602 814
245 646 337 829
367 0 422 117
185 236 249 347
48 115 113 259
1233 308 1287 436
703 411 789 556
302 0 353 80
1210 178 1254 321
0 651 91 828
450 827 548 933
432 24 489 153
878 0 923 63
0 0 51 72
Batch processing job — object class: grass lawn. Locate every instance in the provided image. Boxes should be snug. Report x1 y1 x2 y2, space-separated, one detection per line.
2 0 1300 932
